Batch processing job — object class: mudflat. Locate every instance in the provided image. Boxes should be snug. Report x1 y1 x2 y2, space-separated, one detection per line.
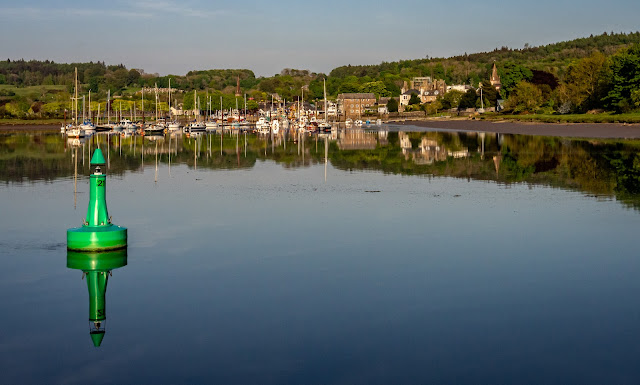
0 124 60 132
395 119 640 139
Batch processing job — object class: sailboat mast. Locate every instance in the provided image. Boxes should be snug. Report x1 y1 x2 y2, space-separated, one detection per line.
324 78 327 123
74 67 78 125
155 83 158 122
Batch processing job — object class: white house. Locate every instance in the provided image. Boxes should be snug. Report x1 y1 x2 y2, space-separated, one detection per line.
400 89 419 106
447 84 472 93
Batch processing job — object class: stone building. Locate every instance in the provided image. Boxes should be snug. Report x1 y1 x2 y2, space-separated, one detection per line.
401 76 447 104
337 93 376 119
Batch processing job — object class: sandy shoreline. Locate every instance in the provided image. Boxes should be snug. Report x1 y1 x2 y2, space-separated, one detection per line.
2 120 640 139
392 119 640 139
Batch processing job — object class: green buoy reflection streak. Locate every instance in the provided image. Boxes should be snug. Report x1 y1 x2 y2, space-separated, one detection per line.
67 148 127 251
67 249 127 347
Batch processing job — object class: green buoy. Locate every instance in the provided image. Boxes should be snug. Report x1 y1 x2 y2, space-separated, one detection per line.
67 149 127 251
67 249 127 347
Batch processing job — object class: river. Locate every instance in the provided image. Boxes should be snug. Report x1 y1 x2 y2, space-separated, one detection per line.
1 125 639 384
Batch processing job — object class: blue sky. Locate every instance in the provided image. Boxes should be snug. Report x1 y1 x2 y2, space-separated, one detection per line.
1 0 639 77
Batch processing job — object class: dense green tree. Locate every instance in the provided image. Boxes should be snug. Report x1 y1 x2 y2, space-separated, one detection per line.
408 92 421 105
387 97 398 112
439 90 464 110
459 88 478 109
4 98 30 117
632 89 640 108
308 78 325 100
505 81 544 112
604 44 640 112
530 70 558 90
359 81 390 97
338 80 360 93
479 82 498 108
499 63 533 98
562 52 609 112
127 69 141 85
87 77 100 92
425 99 443 115
382 78 402 96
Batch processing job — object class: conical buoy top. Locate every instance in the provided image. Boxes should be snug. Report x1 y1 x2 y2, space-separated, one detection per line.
90 148 106 166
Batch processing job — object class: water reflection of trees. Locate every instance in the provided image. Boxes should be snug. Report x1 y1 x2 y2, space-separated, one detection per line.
2 130 640 209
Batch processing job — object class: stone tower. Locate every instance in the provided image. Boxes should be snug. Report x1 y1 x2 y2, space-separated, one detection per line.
490 62 502 90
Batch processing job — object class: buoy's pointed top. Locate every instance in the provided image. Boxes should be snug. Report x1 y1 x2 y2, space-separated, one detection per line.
90 149 106 166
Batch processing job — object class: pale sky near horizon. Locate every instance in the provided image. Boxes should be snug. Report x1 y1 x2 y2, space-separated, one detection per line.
1 0 639 77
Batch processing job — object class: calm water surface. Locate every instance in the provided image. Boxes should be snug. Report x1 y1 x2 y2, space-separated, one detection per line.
1 126 640 384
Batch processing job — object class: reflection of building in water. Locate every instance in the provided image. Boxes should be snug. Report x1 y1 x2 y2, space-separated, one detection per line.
413 138 448 165
399 132 412 157
493 154 502 176
400 133 469 164
378 130 388 146
338 129 377 150
448 149 469 158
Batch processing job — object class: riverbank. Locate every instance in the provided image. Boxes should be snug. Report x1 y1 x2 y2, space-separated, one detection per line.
2 120 640 139
0 119 63 126
393 118 640 139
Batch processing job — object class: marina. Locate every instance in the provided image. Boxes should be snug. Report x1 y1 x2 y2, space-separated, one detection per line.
3 0 640 380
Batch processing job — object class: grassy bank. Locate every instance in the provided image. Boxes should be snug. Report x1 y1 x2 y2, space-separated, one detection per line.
0 84 67 99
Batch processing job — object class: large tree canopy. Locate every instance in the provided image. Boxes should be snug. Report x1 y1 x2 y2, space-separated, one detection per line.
604 44 640 112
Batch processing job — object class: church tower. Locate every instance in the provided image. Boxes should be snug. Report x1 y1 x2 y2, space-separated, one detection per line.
490 62 502 90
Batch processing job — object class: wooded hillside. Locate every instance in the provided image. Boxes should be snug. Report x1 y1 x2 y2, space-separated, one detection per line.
1 31 639 118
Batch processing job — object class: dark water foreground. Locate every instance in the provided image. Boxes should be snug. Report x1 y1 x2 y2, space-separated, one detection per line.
1 126 639 384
